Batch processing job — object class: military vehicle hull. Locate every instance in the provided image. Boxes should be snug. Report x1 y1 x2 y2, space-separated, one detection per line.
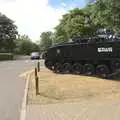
44 39 120 78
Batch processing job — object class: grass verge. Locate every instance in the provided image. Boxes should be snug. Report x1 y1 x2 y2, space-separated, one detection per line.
27 68 120 105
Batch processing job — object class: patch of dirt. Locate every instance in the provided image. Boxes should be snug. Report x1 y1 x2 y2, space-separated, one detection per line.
27 68 120 105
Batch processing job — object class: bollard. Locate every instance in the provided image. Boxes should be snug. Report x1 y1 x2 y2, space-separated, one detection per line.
35 67 39 95
37 61 40 72
35 67 37 77
35 76 39 95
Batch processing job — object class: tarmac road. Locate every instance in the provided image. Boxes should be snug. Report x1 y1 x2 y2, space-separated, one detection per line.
0 60 38 120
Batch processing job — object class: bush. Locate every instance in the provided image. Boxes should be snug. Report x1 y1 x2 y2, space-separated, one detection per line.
0 53 13 61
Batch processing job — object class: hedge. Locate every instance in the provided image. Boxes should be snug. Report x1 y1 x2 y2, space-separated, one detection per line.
0 53 13 61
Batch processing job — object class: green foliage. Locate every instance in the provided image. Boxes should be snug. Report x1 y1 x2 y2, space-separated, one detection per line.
39 0 120 47
54 14 69 43
40 31 53 51
0 13 18 52
0 53 13 60
53 36 67 44
54 8 97 42
14 35 40 55
53 0 120 43
89 0 120 33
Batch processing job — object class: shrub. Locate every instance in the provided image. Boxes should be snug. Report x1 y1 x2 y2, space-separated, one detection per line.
0 53 13 61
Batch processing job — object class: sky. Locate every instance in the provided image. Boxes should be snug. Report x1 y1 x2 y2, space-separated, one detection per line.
0 0 88 42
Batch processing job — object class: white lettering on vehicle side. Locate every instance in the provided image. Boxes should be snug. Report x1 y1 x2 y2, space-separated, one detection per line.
98 47 113 52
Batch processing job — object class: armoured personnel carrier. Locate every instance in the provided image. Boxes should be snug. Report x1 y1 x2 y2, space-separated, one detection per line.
44 34 120 78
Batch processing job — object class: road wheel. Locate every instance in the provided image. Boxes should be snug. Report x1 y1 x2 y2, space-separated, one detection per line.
54 63 61 73
72 63 83 74
83 64 95 75
96 64 109 78
62 63 71 74
111 61 120 71
45 60 53 70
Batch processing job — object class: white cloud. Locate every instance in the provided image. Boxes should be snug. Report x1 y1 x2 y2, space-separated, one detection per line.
0 0 66 41
60 2 67 7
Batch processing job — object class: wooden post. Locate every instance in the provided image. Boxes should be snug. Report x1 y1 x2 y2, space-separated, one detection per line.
37 61 40 72
35 67 37 77
35 67 39 95
35 76 39 95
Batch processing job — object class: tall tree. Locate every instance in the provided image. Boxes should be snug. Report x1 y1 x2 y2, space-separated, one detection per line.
0 13 18 52
41 0 120 45
54 8 97 42
54 14 69 44
40 31 53 51
90 0 120 33
15 35 39 55
65 8 97 39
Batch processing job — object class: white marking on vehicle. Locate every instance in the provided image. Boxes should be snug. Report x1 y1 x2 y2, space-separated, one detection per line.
98 47 113 52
